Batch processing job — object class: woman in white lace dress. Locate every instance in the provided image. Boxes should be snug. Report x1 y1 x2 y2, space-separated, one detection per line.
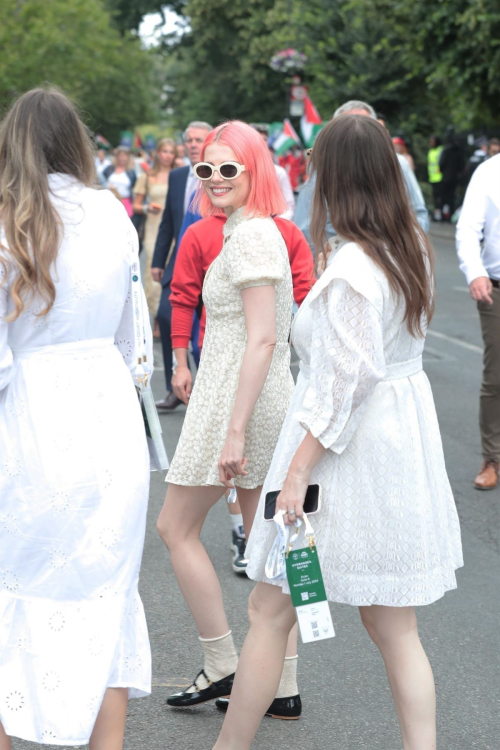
157 122 302 714
0 89 152 748
214 116 463 750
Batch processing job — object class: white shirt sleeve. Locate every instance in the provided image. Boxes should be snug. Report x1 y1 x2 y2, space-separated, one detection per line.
275 165 295 220
456 166 489 285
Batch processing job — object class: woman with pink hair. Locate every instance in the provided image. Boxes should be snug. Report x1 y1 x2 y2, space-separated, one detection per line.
156 121 301 717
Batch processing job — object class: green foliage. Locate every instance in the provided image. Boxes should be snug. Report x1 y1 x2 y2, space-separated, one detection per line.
0 0 157 144
163 0 500 141
159 0 290 127
105 0 166 33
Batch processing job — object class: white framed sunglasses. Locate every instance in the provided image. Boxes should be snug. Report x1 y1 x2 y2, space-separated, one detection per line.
194 161 246 180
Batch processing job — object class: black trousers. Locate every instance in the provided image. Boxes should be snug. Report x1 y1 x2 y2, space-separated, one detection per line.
157 284 173 392
440 181 457 218
431 182 442 211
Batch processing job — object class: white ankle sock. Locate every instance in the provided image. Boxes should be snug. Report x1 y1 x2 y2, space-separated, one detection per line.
230 513 245 538
275 655 298 699
186 631 238 692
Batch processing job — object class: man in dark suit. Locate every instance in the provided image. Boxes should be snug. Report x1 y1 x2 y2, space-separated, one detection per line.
151 121 212 410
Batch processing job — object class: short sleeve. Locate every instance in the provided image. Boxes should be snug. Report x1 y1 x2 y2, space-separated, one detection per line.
226 223 285 290
133 173 147 196
295 278 386 452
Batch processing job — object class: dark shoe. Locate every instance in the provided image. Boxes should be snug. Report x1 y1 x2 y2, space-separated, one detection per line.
231 530 248 574
474 459 499 490
156 391 183 411
166 669 235 707
215 694 302 720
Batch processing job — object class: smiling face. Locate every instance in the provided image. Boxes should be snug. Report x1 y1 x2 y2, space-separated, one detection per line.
202 143 251 216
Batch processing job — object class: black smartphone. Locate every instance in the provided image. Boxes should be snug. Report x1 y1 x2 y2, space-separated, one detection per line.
263 484 322 521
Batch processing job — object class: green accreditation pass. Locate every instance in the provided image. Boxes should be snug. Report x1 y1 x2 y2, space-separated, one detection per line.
286 543 335 644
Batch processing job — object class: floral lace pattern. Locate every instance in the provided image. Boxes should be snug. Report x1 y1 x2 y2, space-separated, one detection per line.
167 209 294 488
0 176 152 744
246 241 463 607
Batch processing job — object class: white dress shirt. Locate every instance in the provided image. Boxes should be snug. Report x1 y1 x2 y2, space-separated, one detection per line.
184 165 199 215
456 154 500 284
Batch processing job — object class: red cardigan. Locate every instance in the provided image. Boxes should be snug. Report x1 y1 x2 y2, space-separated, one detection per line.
170 215 314 349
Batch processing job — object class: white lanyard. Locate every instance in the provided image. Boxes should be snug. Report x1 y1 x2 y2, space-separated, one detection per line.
265 511 315 581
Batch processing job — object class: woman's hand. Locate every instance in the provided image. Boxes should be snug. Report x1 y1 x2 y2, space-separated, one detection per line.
275 470 310 525
218 431 248 489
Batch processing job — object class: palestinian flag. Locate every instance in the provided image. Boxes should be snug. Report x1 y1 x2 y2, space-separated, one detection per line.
273 119 302 156
300 96 323 148
95 134 111 149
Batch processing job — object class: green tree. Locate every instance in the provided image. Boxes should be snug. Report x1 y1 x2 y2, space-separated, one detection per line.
163 0 500 138
105 0 168 33
159 0 291 128
0 0 158 144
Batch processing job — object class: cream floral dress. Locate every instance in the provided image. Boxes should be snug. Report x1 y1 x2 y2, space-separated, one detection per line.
166 208 294 489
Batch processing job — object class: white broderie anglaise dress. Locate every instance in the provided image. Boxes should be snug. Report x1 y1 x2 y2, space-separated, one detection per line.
167 208 294 489
246 238 463 606
0 175 152 745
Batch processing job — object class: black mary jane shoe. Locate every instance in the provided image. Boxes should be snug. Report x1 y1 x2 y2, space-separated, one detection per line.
166 669 235 707
215 694 302 720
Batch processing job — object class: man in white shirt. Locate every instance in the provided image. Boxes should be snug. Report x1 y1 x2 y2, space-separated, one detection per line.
456 153 500 489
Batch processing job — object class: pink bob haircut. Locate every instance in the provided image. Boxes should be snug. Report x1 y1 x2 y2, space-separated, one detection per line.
195 120 289 218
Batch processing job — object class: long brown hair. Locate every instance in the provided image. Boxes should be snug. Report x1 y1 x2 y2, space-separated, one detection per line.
0 87 96 321
311 115 434 337
149 138 177 177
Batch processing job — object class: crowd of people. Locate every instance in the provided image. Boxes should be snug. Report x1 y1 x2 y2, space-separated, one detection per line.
0 85 496 750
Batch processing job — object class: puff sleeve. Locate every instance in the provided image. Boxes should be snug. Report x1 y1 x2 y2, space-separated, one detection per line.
295 278 386 452
226 222 285 290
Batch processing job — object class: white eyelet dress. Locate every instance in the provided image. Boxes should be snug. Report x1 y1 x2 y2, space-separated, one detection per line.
0 175 152 745
246 238 463 607
166 208 294 489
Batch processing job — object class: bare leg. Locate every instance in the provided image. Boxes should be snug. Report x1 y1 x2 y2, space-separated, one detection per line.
360 606 436 750
237 486 298 659
214 582 296 750
89 687 128 750
157 484 228 638
237 487 299 659
0 722 11 750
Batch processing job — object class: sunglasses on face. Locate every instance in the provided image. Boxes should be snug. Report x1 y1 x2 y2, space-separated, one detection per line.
194 162 246 180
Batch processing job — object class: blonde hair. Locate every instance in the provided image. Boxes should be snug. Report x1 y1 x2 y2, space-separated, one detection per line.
0 87 96 321
149 138 177 176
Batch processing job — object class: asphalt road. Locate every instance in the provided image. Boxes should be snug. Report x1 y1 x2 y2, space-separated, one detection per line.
13 225 499 750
